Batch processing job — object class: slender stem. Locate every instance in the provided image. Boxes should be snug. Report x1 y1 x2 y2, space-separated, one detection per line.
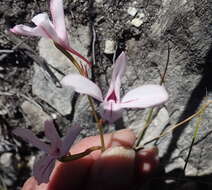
59 146 102 162
183 112 203 172
54 42 83 74
87 96 105 151
142 101 212 147
134 42 171 148
134 108 154 148
54 42 105 151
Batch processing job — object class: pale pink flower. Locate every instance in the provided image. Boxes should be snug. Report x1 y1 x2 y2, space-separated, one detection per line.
61 52 169 123
10 0 91 66
13 120 81 184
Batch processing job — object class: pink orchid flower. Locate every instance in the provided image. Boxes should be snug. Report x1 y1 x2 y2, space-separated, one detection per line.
13 120 81 185
10 0 91 66
61 52 169 123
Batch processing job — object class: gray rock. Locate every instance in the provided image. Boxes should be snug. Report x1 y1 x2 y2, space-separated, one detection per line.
127 7 138 17
21 101 51 132
104 40 116 54
124 0 212 176
130 9 147 27
0 153 13 168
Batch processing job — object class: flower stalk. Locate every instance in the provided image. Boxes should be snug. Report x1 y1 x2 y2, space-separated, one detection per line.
59 146 102 162
55 43 105 151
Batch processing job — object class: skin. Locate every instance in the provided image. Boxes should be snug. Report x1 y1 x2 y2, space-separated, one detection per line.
22 129 158 190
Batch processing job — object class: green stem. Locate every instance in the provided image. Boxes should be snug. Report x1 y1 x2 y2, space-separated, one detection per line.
87 96 105 152
59 146 102 162
54 42 83 74
142 101 212 147
54 42 105 151
134 108 154 148
134 42 171 149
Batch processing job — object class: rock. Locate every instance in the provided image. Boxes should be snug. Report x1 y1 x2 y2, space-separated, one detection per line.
130 9 146 27
0 152 16 187
0 97 8 115
95 0 103 3
150 0 194 38
131 18 144 27
21 101 51 132
0 153 13 168
125 0 212 176
127 7 138 17
104 40 116 54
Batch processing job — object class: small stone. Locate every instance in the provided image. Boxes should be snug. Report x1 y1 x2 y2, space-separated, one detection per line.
127 7 138 17
130 9 146 27
153 107 169 129
131 18 144 27
27 156 36 170
95 0 103 3
104 40 116 54
0 153 13 167
137 11 145 19
21 101 51 132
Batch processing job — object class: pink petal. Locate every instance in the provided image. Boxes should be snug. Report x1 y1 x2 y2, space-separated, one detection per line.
99 101 123 123
61 125 82 156
49 0 91 66
44 120 62 148
10 24 49 38
50 0 68 45
105 52 127 102
121 85 168 108
31 13 60 41
13 128 49 153
61 74 103 102
33 155 56 185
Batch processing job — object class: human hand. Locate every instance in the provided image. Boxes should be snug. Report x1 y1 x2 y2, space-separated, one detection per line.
22 129 158 190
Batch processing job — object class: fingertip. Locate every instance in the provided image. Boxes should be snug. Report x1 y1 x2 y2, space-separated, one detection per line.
48 157 93 190
22 177 47 190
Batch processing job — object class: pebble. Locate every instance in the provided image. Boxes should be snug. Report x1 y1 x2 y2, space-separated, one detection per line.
21 101 51 132
104 40 116 54
127 7 138 17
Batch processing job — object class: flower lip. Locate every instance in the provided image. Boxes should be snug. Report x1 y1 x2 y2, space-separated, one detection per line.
106 90 117 102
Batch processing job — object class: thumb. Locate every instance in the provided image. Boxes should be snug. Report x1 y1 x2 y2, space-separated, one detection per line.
86 146 136 190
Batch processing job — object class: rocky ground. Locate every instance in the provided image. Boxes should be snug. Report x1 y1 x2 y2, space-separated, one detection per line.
1 0 212 189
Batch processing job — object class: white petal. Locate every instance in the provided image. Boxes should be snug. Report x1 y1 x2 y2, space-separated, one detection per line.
61 74 103 102
44 120 62 147
121 85 168 108
13 128 49 153
33 155 56 185
32 13 60 42
50 0 68 44
111 52 127 82
10 24 49 38
99 101 123 123
105 52 127 102
61 125 82 156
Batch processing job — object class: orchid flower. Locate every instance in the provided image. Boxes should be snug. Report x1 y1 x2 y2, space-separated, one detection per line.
10 0 91 66
61 52 169 123
13 120 81 184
